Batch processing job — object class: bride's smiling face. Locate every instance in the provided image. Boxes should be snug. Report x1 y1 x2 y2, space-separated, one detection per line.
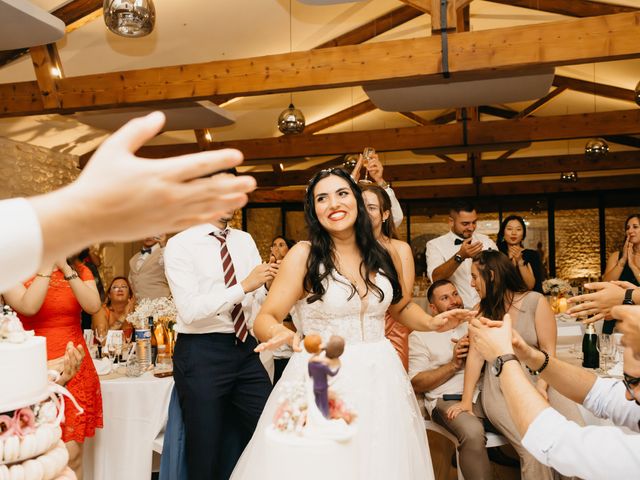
313 174 358 233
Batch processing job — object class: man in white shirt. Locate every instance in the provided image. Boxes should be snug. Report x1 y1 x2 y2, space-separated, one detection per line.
468 309 640 479
409 279 495 480
426 200 497 308
128 235 171 300
164 211 277 480
0 111 256 292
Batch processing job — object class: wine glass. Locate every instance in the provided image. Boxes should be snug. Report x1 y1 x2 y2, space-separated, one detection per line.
598 334 614 373
361 147 375 184
94 327 107 358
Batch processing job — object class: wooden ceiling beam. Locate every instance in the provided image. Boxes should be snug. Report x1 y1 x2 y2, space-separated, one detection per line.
553 74 637 103
29 44 65 110
249 172 640 203
478 150 640 177
398 112 431 126
315 5 424 49
512 86 567 119
303 100 376 135
3 12 640 117
136 109 640 161
487 0 638 18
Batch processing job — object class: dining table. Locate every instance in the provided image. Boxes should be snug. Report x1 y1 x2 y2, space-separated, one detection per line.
83 368 174 480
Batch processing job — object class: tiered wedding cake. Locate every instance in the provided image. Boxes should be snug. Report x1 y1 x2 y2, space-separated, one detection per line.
265 335 358 479
0 307 76 480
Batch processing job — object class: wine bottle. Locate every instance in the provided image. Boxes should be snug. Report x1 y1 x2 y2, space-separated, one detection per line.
148 315 158 365
582 323 599 369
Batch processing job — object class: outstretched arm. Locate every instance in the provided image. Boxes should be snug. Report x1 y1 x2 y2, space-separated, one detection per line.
253 243 308 352
446 346 482 419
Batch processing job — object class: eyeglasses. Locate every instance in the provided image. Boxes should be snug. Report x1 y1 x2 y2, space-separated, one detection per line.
623 373 640 404
111 285 129 291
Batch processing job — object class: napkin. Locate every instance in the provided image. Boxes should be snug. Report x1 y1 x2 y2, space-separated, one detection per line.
92 357 112 376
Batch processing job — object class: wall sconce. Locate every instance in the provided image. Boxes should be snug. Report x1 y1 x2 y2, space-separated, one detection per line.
560 172 578 183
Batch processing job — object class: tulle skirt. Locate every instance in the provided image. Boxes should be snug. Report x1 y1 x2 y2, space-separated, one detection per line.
231 339 434 480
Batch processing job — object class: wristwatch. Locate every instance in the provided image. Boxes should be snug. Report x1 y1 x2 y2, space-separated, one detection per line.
491 354 518 377
454 254 464 264
623 289 636 305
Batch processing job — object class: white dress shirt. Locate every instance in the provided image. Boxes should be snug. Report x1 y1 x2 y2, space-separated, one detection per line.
136 242 160 270
164 224 266 334
385 186 403 228
408 324 479 415
522 377 640 479
425 231 497 308
0 198 43 292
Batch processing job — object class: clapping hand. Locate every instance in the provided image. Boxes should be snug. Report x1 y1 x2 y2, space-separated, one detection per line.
467 314 515 362
567 282 628 322
459 238 483 260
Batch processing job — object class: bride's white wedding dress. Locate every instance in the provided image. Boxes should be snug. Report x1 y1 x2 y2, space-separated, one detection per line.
231 271 434 479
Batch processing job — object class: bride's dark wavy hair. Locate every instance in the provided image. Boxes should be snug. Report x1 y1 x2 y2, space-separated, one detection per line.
303 168 402 305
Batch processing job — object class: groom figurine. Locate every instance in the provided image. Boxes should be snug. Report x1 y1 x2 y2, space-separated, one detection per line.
306 335 345 418
164 210 276 480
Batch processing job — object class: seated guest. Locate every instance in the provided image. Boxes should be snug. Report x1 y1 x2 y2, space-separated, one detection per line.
468 309 640 478
602 214 640 333
129 235 171 300
448 250 583 480
3 259 103 480
361 184 412 370
409 280 494 480
92 276 135 334
497 215 544 293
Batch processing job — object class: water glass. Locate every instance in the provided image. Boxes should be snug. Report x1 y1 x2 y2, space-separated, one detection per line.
597 334 614 372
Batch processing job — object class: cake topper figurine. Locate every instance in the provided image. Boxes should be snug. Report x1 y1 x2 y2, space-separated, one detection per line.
304 334 345 418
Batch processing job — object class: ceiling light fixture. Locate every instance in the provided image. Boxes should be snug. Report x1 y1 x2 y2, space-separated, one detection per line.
103 0 156 38
635 80 640 107
560 171 578 183
277 0 305 135
584 64 608 160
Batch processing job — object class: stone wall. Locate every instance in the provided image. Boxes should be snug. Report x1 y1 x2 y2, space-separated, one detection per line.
0 137 78 199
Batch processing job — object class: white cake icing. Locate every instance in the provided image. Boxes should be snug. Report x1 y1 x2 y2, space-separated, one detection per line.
265 426 358 480
0 337 48 413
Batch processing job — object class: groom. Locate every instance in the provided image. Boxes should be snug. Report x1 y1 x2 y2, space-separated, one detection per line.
164 210 276 479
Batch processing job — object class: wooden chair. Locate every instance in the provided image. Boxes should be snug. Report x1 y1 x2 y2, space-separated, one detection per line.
425 419 509 480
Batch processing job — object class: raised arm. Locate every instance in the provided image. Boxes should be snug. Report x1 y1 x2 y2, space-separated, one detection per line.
2 267 53 316
388 247 472 332
532 294 557 398
59 261 101 315
602 249 625 282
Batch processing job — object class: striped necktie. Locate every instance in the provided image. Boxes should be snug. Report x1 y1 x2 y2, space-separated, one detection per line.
211 230 248 342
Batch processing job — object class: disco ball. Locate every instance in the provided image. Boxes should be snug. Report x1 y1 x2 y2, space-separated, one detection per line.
584 138 609 160
341 154 359 172
277 103 305 135
635 80 640 107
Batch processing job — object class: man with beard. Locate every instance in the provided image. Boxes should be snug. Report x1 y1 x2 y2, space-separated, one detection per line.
410 280 512 479
426 201 497 308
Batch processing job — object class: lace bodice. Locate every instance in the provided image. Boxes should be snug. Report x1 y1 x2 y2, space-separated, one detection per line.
292 271 393 345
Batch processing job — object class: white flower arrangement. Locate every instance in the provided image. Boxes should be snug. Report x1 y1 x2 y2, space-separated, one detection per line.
126 297 177 329
542 278 572 296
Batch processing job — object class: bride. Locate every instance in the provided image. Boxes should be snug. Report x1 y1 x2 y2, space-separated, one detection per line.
231 168 471 479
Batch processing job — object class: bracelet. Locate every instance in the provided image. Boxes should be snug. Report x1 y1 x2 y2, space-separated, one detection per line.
64 272 79 281
526 349 549 376
36 273 51 278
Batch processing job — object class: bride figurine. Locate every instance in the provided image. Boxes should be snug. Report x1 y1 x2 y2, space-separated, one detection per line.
231 168 472 479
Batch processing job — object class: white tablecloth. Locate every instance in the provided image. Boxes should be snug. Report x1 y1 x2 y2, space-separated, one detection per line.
83 372 174 480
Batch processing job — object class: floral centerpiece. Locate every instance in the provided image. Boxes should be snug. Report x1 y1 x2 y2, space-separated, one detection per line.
542 278 572 296
542 278 572 314
126 297 177 329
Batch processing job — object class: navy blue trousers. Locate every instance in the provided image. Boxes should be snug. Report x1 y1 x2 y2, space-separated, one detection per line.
172 333 271 480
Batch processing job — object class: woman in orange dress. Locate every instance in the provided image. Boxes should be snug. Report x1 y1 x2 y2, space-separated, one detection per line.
4 258 103 480
92 276 135 339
